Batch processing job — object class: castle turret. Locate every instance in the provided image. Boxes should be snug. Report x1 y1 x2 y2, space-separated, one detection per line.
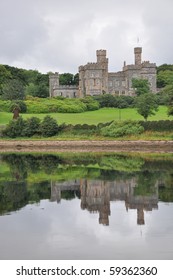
96 49 107 64
49 72 59 97
134 47 142 65
96 49 108 94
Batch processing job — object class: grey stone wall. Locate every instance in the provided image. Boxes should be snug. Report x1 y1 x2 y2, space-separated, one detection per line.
50 47 157 98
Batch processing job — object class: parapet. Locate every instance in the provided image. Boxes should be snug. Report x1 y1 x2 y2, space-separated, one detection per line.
96 49 107 56
134 47 142 54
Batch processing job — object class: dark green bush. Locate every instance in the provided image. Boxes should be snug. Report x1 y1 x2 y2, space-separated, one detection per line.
3 117 27 138
40 115 59 137
94 94 135 108
23 117 41 137
139 120 173 131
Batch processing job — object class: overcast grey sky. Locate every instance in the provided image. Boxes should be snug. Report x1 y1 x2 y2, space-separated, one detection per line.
0 0 173 74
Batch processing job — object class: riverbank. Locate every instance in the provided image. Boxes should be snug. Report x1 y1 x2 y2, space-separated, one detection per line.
0 140 173 153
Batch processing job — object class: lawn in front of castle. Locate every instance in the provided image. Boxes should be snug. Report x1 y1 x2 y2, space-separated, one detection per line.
1 106 173 140
0 106 171 125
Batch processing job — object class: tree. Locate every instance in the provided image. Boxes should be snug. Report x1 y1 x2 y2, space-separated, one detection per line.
59 73 79 85
135 93 159 121
132 78 150 96
157 70 173 88
2 79 25 100
25 83 49 98
0 65 11 95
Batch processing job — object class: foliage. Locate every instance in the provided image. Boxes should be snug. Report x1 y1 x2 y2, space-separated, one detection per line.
139 120 173 131
157 70 173 88
0 65 11 95
1 79 25 100
134 171 157 196
100 120 144 137
167 87 173 116
157 64 173 73
94 94 135 108
39 115 59 137
155 91 170 105
2 115 59 138
80 96 100 111
135 93 159 121
2 117 27 138
9 100 27 113
25 97 88 113
25 83 49 98
59 73 79 85
23 117 41 137
132 78 150 96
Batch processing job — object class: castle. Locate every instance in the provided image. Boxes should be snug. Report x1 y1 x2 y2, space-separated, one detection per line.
49 47 157 98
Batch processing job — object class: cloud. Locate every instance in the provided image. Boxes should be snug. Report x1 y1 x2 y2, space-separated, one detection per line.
0 0 173 73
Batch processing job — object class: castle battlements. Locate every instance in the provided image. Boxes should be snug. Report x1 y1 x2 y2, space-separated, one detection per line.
50 47 157 98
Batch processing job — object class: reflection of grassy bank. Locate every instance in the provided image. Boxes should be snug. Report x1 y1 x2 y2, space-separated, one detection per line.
0 152 173 214
0 152 173 183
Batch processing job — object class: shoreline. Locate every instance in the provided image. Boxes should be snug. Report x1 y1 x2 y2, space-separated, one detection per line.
0 140 173 153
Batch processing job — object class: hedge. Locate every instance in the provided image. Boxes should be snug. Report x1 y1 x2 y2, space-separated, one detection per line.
139 120 173 131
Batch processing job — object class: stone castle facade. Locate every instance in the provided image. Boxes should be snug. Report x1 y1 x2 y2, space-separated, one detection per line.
49 47 157 98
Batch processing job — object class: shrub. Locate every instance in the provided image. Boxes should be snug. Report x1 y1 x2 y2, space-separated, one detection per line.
23 117 41 137
94 94 135 108
100 120 144 137
0 100 11 111
9 100 27 113
80 96 100 111
139 120 173 131
2 117 27 138
40 115 59 137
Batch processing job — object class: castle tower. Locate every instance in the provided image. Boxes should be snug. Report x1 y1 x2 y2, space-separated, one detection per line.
49 72 59 97
96 49 107 64
134 47 142 65
96 49 108 93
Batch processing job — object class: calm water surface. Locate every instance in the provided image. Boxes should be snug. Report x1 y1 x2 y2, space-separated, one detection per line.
0 152 173 260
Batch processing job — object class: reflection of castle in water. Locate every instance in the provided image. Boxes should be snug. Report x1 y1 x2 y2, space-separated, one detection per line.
51 178 158 226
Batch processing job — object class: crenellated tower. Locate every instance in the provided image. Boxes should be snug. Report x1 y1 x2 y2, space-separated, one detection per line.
134 47 142 65
49 72 59 97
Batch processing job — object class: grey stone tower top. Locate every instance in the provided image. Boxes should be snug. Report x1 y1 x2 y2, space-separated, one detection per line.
134 47 142 65
96 49 107 63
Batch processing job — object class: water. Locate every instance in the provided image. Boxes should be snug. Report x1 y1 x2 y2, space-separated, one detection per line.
0 152 173 260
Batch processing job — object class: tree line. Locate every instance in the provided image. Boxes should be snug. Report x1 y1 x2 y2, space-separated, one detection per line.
0 64 79 99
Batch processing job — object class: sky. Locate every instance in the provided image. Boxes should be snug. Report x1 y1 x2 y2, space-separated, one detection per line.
0 0 173 74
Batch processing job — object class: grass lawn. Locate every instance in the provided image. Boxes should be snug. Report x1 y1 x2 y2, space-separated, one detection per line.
0 106 172 126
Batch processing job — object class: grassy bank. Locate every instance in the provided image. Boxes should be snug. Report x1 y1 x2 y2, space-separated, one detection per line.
0 106 172 126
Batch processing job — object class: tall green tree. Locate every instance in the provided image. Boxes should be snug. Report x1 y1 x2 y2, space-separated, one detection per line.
157 70 173 88
25 83 49 98
59 73 79 85
0 65 11 96
135 93 158 121
132 78 150 96
2 79 25 100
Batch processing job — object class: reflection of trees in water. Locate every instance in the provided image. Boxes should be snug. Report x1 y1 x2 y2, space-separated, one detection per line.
0 181 27 214
0 153 173 217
